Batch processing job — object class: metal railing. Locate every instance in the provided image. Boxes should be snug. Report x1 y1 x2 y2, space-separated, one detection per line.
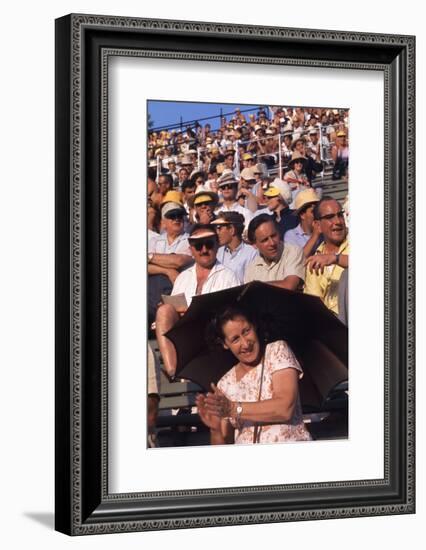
150 124 347 183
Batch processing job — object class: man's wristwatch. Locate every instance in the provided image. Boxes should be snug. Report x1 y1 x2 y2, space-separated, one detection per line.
148 252 154 264
335 252 341 266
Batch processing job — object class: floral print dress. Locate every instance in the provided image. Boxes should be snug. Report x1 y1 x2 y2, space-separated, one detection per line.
217 340 312 444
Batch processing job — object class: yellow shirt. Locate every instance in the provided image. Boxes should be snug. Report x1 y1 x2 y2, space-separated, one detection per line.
303 239 349 314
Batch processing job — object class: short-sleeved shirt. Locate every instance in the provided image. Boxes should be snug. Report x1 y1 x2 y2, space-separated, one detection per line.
244 242 305 284
172 260 240 306
216 242 258 284
303 239 349 314
148 229 160 253
284 223 322 254
217 202 253 229
150 232 191 256
217 340 312 444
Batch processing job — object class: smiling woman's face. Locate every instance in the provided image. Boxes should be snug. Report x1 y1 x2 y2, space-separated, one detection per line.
221 315 261 367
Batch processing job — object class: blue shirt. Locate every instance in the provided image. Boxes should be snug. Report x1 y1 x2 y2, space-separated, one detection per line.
216 241 258 284
284 223 322 254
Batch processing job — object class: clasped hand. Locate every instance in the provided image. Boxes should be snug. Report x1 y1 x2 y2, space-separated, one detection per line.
195 384 234 431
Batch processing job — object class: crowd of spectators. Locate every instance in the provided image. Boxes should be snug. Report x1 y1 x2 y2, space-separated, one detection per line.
147 105 349 446
148 105 349 186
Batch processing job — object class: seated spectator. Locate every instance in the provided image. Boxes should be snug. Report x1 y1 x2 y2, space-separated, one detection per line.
241 152 256 170
223 151 238 175
180 155 195 177
206 146 225 174
181 179 196 214
190 171 207 189
151 173 173 208
331 130 349 180
238 167 259 213
196 306 311 445
304 197 349 315
155 224 240 377
244 214 304 291
291 135 323 185
166 159 179 187
148 200 193 327
211 211 258 283
281 132 293 166
188 188 219 225
284 188 322 258
177 167 190 189
284 152 310 198
216 171 253 229
253 180 299 239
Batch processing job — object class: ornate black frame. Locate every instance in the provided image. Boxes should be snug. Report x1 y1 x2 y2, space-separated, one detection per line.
55 14 415 535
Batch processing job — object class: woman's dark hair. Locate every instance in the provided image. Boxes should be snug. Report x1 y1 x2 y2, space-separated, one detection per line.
190 171 207 187
205 304 266 351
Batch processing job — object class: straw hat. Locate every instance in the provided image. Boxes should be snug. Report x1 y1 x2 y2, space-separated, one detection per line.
288 151 307 167
217 171 239 187
293 188 320 213
240 167 256 181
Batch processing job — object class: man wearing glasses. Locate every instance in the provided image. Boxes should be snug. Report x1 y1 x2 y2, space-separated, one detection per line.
304 197 349 317
155 224 239 377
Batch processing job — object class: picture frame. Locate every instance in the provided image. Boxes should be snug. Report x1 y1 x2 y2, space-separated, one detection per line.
55 13 415 535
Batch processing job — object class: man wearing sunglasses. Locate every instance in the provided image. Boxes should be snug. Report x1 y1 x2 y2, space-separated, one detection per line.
216 171 253 230
155 224 239 377
304 197 349 317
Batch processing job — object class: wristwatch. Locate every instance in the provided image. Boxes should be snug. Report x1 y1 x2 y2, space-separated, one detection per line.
335 252 341 266
148 252 154 263
235 402 243 425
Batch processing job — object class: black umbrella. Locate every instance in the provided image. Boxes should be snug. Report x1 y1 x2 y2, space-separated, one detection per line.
166 281 348 410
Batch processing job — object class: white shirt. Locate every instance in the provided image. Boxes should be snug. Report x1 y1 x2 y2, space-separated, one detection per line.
148 229 160 253
216 202 253 229
150 232 191 256
172 260 240 306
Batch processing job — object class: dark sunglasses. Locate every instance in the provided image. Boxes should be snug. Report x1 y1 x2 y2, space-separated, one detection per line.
219 184 236 190
189 238 217 251
318 210 345 221
165 212 184 221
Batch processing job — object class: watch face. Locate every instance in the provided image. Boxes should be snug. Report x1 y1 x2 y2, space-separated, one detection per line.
236 405 243 415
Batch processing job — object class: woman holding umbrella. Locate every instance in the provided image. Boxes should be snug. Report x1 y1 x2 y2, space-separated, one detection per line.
196 306 311 445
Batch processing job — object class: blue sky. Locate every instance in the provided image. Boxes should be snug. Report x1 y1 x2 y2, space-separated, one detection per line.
148 100 266 132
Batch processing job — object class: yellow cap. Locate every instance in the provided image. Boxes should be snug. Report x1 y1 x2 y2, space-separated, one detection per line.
263 187 280 198
161 190 183 205
194 194 215 205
